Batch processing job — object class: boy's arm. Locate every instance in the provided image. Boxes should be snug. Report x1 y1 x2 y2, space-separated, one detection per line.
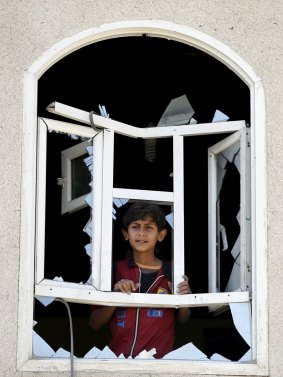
89 306 116 330
89 279 139 330
177 307 191 324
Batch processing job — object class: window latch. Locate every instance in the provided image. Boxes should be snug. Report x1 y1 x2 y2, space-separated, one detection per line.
89 111 103 132
57 177 67 187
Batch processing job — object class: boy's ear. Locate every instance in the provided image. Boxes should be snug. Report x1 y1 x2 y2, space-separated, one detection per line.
122 229 129 241
158 229 167 242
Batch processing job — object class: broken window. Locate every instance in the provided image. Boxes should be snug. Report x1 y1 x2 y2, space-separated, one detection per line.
33 36 255 366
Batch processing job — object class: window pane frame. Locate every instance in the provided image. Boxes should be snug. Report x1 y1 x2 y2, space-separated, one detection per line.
35 106 249 309
61 140 92 214
208 128 250 294
35 118 98 284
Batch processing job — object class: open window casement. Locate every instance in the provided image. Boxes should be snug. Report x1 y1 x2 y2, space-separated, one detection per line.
35 117 99 284
208 128 251 312
35 102 250 310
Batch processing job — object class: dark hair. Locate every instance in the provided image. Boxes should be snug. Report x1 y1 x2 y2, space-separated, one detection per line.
122 202 167 231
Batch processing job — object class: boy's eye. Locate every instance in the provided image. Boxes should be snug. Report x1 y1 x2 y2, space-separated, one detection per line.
128 223 156 231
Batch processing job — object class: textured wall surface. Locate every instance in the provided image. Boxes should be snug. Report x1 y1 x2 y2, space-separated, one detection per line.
0 0 282 376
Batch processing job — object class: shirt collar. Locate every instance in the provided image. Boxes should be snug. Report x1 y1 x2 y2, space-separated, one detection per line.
127 254 171 280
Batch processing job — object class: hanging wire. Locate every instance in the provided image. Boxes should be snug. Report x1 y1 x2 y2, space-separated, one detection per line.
55 298 74 377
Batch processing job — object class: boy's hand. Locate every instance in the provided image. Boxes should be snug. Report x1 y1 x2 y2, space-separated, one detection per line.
168 275 192 294
177 275 192 294
114 279 140 295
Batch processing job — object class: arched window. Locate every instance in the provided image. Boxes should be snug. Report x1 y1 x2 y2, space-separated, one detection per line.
18 21 267 375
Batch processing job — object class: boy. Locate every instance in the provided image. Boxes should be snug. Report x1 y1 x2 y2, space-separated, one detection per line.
90 202 191 358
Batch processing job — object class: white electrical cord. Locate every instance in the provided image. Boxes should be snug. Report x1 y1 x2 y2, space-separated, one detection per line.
56 298 74 377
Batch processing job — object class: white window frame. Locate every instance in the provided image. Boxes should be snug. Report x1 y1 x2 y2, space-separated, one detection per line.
60 139 92 214
35 118 98 283
208 129 251 294
35 102 249 308
17 20 267 376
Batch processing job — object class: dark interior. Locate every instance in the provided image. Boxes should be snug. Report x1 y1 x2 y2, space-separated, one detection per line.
34 36 250 360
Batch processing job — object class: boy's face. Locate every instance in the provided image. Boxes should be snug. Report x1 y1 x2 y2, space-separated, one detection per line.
122 216 167 255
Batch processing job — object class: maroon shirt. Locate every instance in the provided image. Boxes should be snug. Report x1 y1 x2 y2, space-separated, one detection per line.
107 258 175 358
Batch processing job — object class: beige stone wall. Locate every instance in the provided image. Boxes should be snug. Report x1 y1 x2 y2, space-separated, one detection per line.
0 0 282 376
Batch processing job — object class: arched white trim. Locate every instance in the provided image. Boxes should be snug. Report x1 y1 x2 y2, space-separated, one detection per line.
28 19 260 86
18 20 267 375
